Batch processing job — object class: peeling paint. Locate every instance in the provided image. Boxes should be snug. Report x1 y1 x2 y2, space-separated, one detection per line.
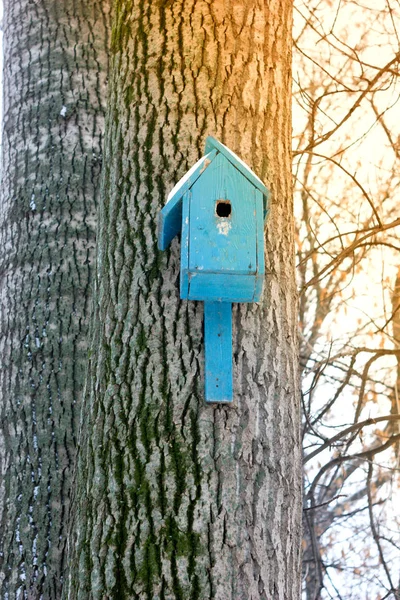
216 220 232 235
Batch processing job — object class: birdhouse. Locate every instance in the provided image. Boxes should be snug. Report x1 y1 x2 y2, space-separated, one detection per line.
158 136 269 403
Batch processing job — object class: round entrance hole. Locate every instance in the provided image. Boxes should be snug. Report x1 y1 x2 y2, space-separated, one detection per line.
216 200 231 218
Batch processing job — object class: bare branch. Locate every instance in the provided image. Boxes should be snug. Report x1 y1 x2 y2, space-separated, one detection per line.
295 53 400 156
304 415 400 463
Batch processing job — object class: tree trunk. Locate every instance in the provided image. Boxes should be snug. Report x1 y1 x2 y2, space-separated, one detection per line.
0 1 110 597
66 1 301 598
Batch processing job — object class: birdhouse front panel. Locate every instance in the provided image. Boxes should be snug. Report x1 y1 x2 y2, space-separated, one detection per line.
180 152 264 302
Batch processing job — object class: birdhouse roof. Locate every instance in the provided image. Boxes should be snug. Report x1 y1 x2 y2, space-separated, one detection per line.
158 136 269 250
166 136 268 208
204 137 268 200
166 150 217 206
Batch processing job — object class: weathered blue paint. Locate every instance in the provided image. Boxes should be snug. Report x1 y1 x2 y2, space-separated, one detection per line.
204 136 270 220
204 301 233 402
254 188 266 301
158 149 217 250
180 151 265 302
157 137 269 403
180 190 190 299
188 273 256 303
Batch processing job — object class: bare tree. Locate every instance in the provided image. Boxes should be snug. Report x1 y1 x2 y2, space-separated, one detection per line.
293 1 400 597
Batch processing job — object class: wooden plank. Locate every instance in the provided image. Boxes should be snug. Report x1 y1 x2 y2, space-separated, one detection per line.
254 188 265 302
180 191 191 299
204 301 233 403
189 272 255 302
158 192 182 250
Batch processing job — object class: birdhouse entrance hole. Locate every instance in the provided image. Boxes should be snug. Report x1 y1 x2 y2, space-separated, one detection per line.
216 200 231 218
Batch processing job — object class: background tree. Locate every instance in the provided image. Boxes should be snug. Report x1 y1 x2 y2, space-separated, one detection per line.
293 1 400 597
65 0 302 598
0 1 110 597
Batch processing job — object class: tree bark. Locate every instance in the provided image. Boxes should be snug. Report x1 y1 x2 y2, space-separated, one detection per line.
66 1 301 598
0 1 110 597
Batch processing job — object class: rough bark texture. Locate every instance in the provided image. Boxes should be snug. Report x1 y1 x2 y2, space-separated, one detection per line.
66 1 301 598
0 1 110 597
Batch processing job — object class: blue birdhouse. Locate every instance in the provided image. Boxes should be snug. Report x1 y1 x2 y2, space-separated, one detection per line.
158 136 269 403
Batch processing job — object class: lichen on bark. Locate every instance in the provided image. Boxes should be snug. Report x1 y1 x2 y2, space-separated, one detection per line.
0 1 110 597
66 1 302 598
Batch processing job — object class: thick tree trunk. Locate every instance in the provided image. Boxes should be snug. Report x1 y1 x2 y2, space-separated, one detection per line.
66 1 301 598
0 1 110 597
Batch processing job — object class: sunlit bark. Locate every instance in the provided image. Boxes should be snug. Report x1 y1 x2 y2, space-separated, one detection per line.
66 1 302 598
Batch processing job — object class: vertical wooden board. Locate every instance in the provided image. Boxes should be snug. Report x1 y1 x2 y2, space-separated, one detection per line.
254 188 265 301
204 301 233 403
158 193 182 250
180 191 191 299
189 153 257 276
